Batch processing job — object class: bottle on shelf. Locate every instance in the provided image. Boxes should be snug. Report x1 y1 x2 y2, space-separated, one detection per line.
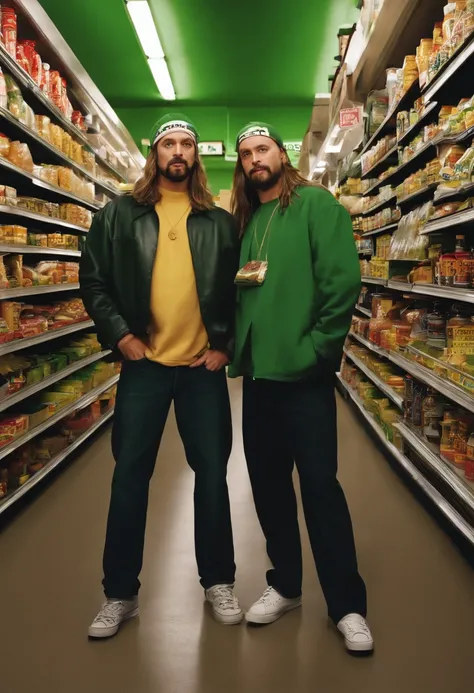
427 302 447 349
422 388 444 444
453 234 471 288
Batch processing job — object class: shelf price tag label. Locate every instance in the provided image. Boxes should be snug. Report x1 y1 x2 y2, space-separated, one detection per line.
339 107 363 129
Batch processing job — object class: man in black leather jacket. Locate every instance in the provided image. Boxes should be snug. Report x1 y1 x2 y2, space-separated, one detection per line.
80 114 242 639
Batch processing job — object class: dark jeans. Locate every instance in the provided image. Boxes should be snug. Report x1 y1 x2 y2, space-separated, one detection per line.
243 375 367 625
103 359 235 598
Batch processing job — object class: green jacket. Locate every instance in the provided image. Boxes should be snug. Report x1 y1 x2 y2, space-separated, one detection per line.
228 186 360 381
79 194 240 354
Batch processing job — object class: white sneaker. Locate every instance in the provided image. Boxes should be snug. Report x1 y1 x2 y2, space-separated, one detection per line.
205 584 243 625
337 613 374 653
245 587 302 625
88 597 139 639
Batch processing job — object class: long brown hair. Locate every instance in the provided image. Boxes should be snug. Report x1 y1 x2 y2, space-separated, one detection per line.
231 155 317 234
133 146 214 211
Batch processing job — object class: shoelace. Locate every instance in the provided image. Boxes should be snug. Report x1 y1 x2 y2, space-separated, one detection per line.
257 587 279 605
94 601 125 625
342 616 371 637
210 587 239 610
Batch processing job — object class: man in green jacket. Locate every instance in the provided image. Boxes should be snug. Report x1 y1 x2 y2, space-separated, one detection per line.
229 122 374 654
80 114 242 638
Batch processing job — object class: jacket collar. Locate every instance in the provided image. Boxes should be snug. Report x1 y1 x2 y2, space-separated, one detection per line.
130 197 209 222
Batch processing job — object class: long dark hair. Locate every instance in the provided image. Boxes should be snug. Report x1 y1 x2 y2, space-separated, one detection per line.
231 156 317 234
133 146 214 211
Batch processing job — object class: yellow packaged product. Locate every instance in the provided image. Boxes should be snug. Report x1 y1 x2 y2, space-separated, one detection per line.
50 124 63 150
61 132 72 159
35 115 51 143
1 301 21 331
71 141 83 165
58 167 75 192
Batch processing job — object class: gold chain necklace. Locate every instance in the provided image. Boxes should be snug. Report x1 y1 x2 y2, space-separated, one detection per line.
160 204 191 241
251 201 280 261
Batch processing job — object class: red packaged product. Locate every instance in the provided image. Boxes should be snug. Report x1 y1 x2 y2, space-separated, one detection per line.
49 70 62 108
2 7 17 59
16 44 30 75
41 63 50 96
61 78 68 114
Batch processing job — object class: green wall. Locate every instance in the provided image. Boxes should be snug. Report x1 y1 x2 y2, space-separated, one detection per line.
117 105 313 194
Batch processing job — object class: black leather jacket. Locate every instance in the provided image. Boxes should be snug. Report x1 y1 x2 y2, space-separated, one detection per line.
79 194 240 354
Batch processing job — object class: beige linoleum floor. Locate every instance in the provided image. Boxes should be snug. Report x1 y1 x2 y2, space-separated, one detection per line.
0 379 473 693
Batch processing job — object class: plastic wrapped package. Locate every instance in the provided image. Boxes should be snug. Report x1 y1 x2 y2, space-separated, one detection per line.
15 44 30 75
36 165 60 187
35 115 52 143
71 141 83 165
2 7 17 60
8 142 34 173
5 75 26 122
61 132 72 159
82 150 96 175
49 124 63 151
58 167 76 192
0 68 7 110
82 180 95 201
0 133 11 159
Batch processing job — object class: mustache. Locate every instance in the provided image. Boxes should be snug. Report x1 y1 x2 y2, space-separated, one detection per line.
250 165 271 176
167 157 189 168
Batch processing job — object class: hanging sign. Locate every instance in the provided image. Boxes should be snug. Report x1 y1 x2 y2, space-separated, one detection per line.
339 107 362 129
198 141 224 156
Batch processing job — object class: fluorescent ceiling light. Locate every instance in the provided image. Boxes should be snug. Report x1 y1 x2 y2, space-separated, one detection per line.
126 0 176 100
149 57 176 100
126 1 164 58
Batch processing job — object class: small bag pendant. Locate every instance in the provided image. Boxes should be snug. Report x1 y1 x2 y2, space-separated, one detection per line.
234 260 268 286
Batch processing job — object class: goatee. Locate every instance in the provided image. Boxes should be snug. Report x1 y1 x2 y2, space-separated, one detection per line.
247 167 283 191
159 160 192 183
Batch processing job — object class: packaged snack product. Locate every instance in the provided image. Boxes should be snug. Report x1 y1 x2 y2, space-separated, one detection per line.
8 142 34 173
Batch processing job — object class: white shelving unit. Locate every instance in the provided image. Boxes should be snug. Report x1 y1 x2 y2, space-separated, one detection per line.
0 243 81 257
337 374 474 545
0 407 114 515
360 223 398 238
361 276 388 286
0 374 119 462
0 283 79 299
0 350 111 413
0 205 90 234
0 320 94 356
343 346 404 408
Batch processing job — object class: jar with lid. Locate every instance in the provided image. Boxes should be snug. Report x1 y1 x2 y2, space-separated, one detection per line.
422 388 444 443
447 304 471 348
427 303 447 348
453 234 471 288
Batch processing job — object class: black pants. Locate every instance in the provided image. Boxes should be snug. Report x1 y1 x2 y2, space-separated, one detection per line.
243 375 367 625
102 359 235 598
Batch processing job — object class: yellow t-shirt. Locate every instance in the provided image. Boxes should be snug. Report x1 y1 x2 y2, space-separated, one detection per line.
146 188 209 366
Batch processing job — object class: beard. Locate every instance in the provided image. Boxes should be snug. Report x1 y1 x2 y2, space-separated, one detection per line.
246 165 283 191
159 158 192 183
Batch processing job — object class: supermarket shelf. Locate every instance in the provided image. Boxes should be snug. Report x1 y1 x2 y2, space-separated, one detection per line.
0 106 120 198
337 374 474 545
397 183 437 208
396 423 474 512
363 180 384 197
388 350 474 415
0 320 94 356
361 222 398 237
387 279 415 293
363 195 397 216
0 283 79 299
0 350 111 413
397 102 440 146
361 276 388 286
382 139 437 188
358 248 373 256
0 44 126 184
348 331 388 356
0 205 89 233
343 347 403 409
354 305 371 318
388 279 474 304
421 208 474 234
0 407 114 515
424 35 474 103
0 374 119 462
0 155 102 211
362 145 399 180
359 81 420 157
0 243 80 257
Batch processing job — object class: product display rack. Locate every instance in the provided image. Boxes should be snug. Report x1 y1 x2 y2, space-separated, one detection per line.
337 374 474 545
0 205 89 233
0 1 144 514
0 407 114 515
343 346 403 409
0 320 94 356
0 374 119 463
0 349 111 413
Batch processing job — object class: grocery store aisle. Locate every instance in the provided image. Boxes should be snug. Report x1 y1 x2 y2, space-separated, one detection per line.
0 379 473 693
